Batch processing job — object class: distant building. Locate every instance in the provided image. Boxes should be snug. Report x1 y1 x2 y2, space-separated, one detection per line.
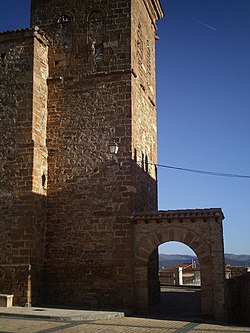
159 262 201 286
160 263 250 286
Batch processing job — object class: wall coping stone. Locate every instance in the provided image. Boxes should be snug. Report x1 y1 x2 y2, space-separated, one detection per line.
0 27 50 46
130 208 224 222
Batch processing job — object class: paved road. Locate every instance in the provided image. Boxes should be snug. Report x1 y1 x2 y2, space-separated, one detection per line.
0 287 249 332
149 286 201 320
1 316 250 333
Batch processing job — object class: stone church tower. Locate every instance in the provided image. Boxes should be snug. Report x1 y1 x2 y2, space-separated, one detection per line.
0 0 163 308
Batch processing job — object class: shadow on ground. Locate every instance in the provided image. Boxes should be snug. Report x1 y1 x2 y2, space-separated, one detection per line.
135 286 202 321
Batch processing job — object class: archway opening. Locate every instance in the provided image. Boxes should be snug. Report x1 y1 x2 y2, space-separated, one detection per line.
148 241 202 320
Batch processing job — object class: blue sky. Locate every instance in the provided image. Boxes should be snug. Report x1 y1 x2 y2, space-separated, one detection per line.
0 0 249 255
157 0 250 255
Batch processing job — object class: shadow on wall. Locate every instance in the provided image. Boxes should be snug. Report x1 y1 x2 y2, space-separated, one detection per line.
41 152 157 309
226 272 250 326
0 192 46 306
0 145 158 309
133 148 157 212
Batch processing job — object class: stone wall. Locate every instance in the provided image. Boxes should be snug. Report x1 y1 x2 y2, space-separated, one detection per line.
29 0 163 308
0 30 34 197
0 29 49 305
131 0 158 212
0 0 164 308
226 272 250 325
148 248 160 305
44 72 136 307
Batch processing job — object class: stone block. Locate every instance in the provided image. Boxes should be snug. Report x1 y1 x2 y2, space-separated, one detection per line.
0 294 14 307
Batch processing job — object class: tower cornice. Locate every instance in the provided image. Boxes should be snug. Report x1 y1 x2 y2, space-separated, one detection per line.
151 0 164 20
142 0 164 22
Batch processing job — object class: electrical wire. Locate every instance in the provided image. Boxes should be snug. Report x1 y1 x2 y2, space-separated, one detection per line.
144 161 250 179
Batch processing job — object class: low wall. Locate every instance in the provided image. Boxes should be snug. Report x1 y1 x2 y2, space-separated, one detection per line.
159 271 175 285
0 264 31 306
225 272 250 325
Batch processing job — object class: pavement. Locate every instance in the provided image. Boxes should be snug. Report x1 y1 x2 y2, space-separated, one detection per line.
0 313 250 333
0 306 124 322
0 287 249 332
149 286 201 320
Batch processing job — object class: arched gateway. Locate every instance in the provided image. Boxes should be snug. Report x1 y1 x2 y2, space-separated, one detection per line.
131 208 226 322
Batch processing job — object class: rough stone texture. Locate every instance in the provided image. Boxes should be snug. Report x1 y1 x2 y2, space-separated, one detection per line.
0 0 163 309
0 29 49 305
131 209 226 322
148 248 160 306
226 272 250 325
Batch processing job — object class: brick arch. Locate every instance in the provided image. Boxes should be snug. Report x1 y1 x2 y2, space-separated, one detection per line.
135 217 224 318
135 225 210 264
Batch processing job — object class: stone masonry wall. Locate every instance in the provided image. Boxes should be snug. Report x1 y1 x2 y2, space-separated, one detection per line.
44 73 135 307
0 31 34 197
0 30 49 305
32 0 134 308
130 1 160 302
131 0 158 212
29 0 162 308
226 272 250 325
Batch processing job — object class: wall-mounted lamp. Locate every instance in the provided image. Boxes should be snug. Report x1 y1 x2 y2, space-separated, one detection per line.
108 140 122 169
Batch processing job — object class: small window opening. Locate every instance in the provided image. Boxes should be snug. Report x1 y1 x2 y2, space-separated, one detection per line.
1 53 6 60
88 10 104 61
55 60 59 66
